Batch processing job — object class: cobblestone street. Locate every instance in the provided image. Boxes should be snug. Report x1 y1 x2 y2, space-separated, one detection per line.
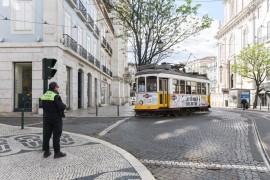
100 110 270 179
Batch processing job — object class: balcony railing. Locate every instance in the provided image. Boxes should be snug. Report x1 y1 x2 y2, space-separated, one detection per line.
87 53 95 64
102 36 107 47
77 44 87 59
102 7 114 34
63 34 78 53
87 13 94 30
67 0 77 8
94 25 100 37
95 59 100 68
102 65 106 73
78 0 87 18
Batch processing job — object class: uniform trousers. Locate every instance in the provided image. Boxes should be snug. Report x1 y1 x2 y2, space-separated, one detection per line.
43 114 62 153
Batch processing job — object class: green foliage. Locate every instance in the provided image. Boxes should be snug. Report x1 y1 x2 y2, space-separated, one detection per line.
232 44 270 85
112 0 213 66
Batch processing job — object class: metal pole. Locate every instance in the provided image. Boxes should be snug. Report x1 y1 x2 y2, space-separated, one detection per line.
117 105 120 116
260 103 261 110
96 105 98 116
21 109 24 129
268 103 269 111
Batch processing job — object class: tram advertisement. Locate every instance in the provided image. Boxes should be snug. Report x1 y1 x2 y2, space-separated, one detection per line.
170 94 208 108
136 93 158 105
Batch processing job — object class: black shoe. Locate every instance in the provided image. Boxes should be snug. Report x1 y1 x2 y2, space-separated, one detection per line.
44 151 51 158
54 151 66 159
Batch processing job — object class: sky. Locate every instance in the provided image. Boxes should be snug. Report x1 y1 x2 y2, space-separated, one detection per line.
128 0 224 64
164 0 224 64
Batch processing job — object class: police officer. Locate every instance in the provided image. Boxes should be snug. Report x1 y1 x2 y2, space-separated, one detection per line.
41 82 66 158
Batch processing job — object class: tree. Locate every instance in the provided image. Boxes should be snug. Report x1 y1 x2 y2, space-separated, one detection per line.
232 44 270 108
111 0 212 67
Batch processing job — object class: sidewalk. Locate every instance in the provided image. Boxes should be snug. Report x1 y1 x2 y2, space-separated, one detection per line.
0 124 154 180
0 104 136 118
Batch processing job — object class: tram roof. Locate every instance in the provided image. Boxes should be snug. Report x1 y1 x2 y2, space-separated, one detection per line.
135 68 209 80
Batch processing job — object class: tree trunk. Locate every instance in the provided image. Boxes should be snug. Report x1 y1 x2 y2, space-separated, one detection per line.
253 87 259 109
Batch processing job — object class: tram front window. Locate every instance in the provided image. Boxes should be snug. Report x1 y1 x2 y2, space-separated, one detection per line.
147 76 157 92
138 77 145 92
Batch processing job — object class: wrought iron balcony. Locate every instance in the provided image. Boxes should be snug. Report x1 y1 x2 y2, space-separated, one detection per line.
63 34 78 53
79 0 87 18
102 36 107 48
102 65 106 73
102 7 114 34
77 44 87 59
95 58 100 68
87 13 94 31
67 0 77 8
87 53 95 64
94 25 100 38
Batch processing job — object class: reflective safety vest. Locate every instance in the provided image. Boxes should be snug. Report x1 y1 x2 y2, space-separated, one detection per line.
41 91 57 101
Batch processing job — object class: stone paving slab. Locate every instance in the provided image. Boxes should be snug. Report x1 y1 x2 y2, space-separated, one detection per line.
0 124 154 180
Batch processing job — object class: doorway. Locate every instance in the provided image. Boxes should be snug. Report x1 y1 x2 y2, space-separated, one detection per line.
159 78 168 107
14 63 32 112
78 69 84 109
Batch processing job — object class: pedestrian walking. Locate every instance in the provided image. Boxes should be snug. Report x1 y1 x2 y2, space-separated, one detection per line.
41 82 67 158
241 98 248 110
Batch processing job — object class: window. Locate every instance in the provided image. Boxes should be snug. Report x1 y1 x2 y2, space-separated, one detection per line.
14 63 32 110
197 82 201 94
146 76 157 92
64 11 71 36
12 0 34 33
77 26 83 45
180 80 185 93
138 77 145 92
267 21 270 39
202 83 206 95
186 81 191 94
257 27 262 43
258 6 261 19
191 82 197 94
243 28 248 48
229 34 235 56
268 0 270 12
172 79 179 94
87 36 91 52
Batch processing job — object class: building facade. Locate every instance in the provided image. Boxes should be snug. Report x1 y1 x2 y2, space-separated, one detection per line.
185 56 217 106
214 0 270 108
0 0 129 113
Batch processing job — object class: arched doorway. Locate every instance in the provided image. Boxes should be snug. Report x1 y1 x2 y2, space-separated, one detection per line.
78 69 84 109
87 73 92 107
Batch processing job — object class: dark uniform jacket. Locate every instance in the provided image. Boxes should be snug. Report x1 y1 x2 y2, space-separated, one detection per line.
41 91 66 119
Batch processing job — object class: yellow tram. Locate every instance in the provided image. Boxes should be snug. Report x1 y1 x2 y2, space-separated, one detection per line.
135 64 211 116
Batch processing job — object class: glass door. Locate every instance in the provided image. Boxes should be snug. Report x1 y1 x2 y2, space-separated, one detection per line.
14 63 32 111
159 78 168 107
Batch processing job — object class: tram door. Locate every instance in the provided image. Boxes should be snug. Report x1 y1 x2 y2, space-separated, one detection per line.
159 78 168 107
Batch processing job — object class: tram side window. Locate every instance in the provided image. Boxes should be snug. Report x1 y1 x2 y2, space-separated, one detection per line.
202 83 206 95
180 80 185 93
146 76 157 92
197 82 201 94
186 81 191 94
173 79 179 94
191 81 197 94
138 77 145 92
